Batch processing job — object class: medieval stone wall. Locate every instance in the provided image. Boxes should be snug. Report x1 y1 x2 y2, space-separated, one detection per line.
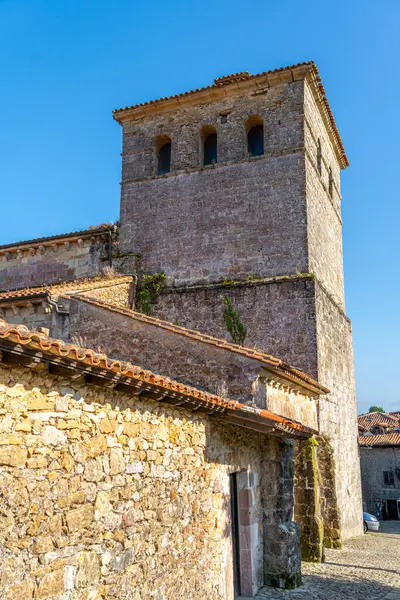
119 81 309 286
153 277 318 379
359 447 400 514
0 362 272 600
304 79 345 309
62 296 318 430
314 284 363 538
0 237 107 292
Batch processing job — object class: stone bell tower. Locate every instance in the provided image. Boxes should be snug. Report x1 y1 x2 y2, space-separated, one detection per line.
113 61 362 543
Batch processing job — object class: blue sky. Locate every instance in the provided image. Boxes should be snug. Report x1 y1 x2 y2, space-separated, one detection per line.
0 0 399 414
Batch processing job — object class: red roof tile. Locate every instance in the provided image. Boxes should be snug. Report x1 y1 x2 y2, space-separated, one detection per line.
359 433 400 447
65 294 329 396
358 411 399 432
0 319 313 437
0 275 133 302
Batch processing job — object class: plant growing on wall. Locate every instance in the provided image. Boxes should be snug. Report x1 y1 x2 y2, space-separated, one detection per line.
137 273 167 316
223 297 247 346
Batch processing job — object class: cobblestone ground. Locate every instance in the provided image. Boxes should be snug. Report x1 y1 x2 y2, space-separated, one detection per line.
256 521 400 600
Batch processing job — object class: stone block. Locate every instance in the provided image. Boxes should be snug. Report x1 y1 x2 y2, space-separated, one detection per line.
66 505 94 532
36 569 65 599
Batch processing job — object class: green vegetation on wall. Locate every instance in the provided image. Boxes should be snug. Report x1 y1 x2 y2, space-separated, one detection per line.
223 297 247 346
137 273 167 316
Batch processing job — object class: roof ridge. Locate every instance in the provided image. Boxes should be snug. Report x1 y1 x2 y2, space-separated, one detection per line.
64 293 328 394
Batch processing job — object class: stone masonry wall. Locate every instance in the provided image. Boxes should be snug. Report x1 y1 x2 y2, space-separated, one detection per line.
314 285 363 539
119 81 309 287
153 276 363 540
0 363 270 600
62 296 318 431
304 79 345 310
0 238 107 292
359 447 400 514
153 277 318 379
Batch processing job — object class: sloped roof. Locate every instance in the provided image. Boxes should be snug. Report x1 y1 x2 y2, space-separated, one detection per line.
0 275 133 302
358 411 399 432
113 61 349 169
359 433 400 447
0 224 115 252
0 319 314 437
64 294 329 396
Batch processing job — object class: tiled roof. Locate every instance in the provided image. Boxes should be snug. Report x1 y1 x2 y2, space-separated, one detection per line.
0 224 116 252
358 411 399 432
65 294 329 396
0 275 133 302
389 411 400 419
359 433 400 447
113 61 349 169
0 319 313 437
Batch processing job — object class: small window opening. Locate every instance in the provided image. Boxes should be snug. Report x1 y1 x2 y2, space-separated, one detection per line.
204 133 217 165
329 167 333 197
201 125 217 166
246 116 264 157
317 139 322 175
156 136 171 175
383 471 395 486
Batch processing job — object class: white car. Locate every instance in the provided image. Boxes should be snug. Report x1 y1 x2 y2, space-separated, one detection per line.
363 512 380 532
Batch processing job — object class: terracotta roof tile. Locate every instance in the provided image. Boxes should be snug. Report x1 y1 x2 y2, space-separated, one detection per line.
358 411 399 432
359 433 400 447
0 319 313 436
65 294 329 395
113 61 349 169
0 275 133 302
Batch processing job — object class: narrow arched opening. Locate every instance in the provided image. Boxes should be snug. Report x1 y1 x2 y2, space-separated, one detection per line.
246 116 264 157
201 125 217 166
155 135 172 175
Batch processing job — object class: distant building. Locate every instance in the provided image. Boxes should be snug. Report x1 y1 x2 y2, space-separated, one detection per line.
358 411 400 519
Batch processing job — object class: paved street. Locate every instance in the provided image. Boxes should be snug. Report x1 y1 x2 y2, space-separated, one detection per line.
256 521 400 600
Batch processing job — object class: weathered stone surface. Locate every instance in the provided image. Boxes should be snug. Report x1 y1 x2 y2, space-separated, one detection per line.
76 551 100 588
0 362 271 599
0 446 27 466
36 569 65 599
66 504 94 531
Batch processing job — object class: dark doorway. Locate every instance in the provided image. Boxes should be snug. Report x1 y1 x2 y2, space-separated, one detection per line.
387 499 399 520
230 473 241 597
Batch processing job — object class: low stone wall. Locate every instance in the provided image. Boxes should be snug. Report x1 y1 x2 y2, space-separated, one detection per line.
0 363 270 599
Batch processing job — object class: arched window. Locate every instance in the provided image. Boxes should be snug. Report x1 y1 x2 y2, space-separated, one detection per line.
246 116 264 157
202 126 217 165
328 167 333 197
317 139 322 175
156 136 171 175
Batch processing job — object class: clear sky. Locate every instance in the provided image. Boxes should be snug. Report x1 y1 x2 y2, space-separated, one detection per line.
0 0 399 414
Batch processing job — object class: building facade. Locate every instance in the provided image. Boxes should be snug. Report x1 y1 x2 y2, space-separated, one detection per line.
113 61 362 541
358 411 400 519
0 61 363 598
